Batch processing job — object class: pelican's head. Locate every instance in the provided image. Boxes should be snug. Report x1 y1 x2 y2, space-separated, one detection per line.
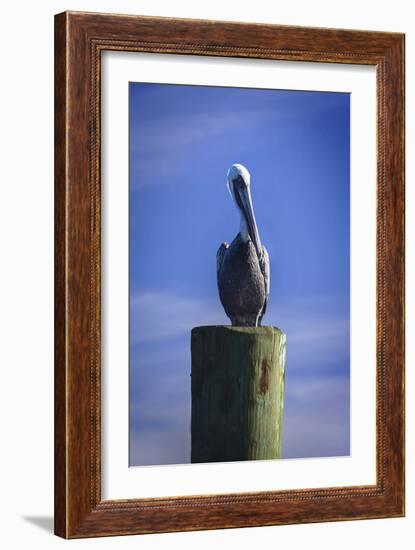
227 163 251 191
227 163 262 256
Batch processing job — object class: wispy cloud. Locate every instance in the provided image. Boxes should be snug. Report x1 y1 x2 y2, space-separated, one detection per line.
129 357 350 465
130 425 190 467
130 106 283 187
130 84 347 188
283 375 350 458
131 105 284 158
130 290 227 344
129 327 192 466
129 290 350 466
130 291 349 371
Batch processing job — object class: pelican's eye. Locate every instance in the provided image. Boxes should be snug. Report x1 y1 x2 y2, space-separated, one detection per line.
233 175 247 189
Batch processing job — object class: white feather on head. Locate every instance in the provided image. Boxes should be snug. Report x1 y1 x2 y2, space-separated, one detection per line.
227 163 250 200
227 163 250 184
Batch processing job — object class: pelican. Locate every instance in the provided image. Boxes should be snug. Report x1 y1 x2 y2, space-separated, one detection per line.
217 164 270 327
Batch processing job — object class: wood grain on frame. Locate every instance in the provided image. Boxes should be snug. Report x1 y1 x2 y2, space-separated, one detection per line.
54 11 405 538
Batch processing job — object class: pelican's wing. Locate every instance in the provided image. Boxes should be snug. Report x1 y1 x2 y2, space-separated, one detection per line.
262 246 270 298
259 245 270 320
216 242 228 278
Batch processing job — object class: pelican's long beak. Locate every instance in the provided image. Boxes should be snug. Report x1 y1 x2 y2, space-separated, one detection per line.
237 185 262 258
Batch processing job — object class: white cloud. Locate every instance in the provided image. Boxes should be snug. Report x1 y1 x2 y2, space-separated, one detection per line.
130 290 227 343
129 102 287 188
131 105 284 157
129 290 350 465
282 375 350 458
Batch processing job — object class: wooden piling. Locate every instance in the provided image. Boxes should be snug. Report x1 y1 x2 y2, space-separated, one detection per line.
191 326 286 463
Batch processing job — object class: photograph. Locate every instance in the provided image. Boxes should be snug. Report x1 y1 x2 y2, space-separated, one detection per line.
128 81 350 467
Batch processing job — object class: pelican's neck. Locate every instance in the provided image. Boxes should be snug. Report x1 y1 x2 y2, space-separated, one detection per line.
239 211 262 255
239 213 250 242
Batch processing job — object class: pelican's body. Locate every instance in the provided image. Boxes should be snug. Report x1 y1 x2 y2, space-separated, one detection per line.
217 164 270 327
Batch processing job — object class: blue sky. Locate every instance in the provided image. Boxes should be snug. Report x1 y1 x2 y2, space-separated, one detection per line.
129 82 350 466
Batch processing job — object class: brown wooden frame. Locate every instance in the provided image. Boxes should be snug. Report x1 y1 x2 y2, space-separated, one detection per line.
54 11 405 539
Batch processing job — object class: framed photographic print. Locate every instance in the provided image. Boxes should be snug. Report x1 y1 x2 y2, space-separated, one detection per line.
54 11 405 538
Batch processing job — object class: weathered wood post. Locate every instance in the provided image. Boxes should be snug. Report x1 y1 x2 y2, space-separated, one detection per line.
191 326 286 463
